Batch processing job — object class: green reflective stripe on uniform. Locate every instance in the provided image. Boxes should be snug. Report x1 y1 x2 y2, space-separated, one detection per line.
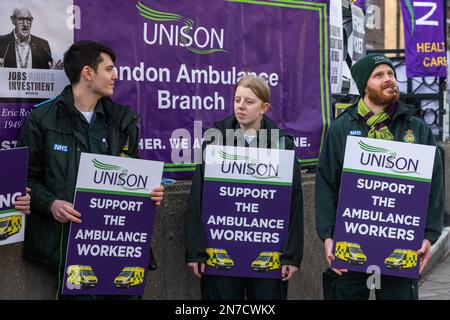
300 158 319 163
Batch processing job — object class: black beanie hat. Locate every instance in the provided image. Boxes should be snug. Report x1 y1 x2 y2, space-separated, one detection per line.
351 53 396 97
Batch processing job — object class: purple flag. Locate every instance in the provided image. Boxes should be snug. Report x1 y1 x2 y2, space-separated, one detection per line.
1 0 331 177
72 0 331 176
400 0 447 77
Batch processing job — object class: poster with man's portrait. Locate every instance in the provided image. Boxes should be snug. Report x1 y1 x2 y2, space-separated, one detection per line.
0 0 73 99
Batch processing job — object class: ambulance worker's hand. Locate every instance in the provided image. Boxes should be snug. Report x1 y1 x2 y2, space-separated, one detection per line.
325 238 336 265
281 265 298 281
325 238 348 276
50 200 81 224
14 187 31 214
188 262 205 278
151 185 164 206
417 239 432 274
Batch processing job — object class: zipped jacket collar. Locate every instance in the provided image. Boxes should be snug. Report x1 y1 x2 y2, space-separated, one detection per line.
53 85 137 131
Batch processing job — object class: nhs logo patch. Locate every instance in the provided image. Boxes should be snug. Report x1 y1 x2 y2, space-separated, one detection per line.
349 130 362 136
53 144 69 152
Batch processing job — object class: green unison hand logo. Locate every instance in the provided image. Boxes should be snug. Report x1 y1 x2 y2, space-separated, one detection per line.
136 1 228 54
358 141 419 175
217 149 249 161
92 158 149 191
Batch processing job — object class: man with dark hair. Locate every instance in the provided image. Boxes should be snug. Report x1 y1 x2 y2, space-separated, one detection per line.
315 53 444 300
63 41 116 83
0 7 61 69
17 40 164 299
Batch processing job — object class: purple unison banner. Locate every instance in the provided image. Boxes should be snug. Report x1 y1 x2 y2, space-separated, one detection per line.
0 147 28 245
74 0 330 175
400 0 447 78
202 145 294 279
63 153 163 295
331 137 436 279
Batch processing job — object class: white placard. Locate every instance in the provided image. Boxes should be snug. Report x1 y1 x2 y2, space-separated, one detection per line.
204 145 295 184
76 153 164 195
343 136 436 180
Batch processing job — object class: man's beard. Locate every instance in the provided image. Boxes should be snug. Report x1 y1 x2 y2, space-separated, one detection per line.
366 82 399 106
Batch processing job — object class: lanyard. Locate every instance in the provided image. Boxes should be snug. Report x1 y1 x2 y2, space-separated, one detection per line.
15 42 31 68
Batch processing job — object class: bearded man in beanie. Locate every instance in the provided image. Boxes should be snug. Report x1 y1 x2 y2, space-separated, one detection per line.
315 53 444 300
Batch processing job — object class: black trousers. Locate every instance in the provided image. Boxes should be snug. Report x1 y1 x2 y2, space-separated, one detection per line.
322 268 419 300
201 275 288 300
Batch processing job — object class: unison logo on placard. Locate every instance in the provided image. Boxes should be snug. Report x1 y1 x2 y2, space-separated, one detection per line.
358 141 419 175
92 159 149 191
137 1 227 55
218 150 280 180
